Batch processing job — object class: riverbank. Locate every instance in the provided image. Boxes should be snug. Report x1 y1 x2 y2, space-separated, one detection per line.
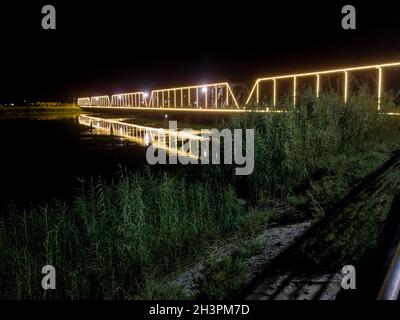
1 89 400 299
0 104 81 117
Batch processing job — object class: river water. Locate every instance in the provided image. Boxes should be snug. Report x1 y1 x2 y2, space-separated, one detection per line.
0 112 218 207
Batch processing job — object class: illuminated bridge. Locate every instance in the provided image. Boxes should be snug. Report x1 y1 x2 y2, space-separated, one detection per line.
78 61 400 112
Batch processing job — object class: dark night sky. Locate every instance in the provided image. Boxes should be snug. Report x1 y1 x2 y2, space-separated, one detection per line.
1 1 400 102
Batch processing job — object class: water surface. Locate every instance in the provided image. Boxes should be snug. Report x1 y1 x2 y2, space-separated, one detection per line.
0 113 216 207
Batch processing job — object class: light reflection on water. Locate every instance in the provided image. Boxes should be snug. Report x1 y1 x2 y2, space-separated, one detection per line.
79 114 210 159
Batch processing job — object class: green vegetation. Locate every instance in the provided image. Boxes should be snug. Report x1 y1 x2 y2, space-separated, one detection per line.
226 88 400 198
295 155 400 267
1 88 400 299
188 90 400 300
0 172 245 299
194 241 263 300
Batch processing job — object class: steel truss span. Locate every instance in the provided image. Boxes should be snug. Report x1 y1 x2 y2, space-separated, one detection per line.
78 61 400 112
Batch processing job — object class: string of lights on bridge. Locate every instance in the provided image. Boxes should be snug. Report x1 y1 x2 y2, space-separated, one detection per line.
78 61 400 112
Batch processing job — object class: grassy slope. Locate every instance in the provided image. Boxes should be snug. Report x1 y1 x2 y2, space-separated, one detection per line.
183 138 400 299
296 153 400 267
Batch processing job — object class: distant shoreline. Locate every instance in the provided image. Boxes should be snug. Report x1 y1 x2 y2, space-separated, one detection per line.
0 104 82 116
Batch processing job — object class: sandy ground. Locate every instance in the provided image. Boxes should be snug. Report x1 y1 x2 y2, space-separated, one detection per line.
171 221 341 298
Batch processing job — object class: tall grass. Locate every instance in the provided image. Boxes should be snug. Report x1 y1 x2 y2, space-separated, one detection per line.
0 172 244 299
224 87 400 198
